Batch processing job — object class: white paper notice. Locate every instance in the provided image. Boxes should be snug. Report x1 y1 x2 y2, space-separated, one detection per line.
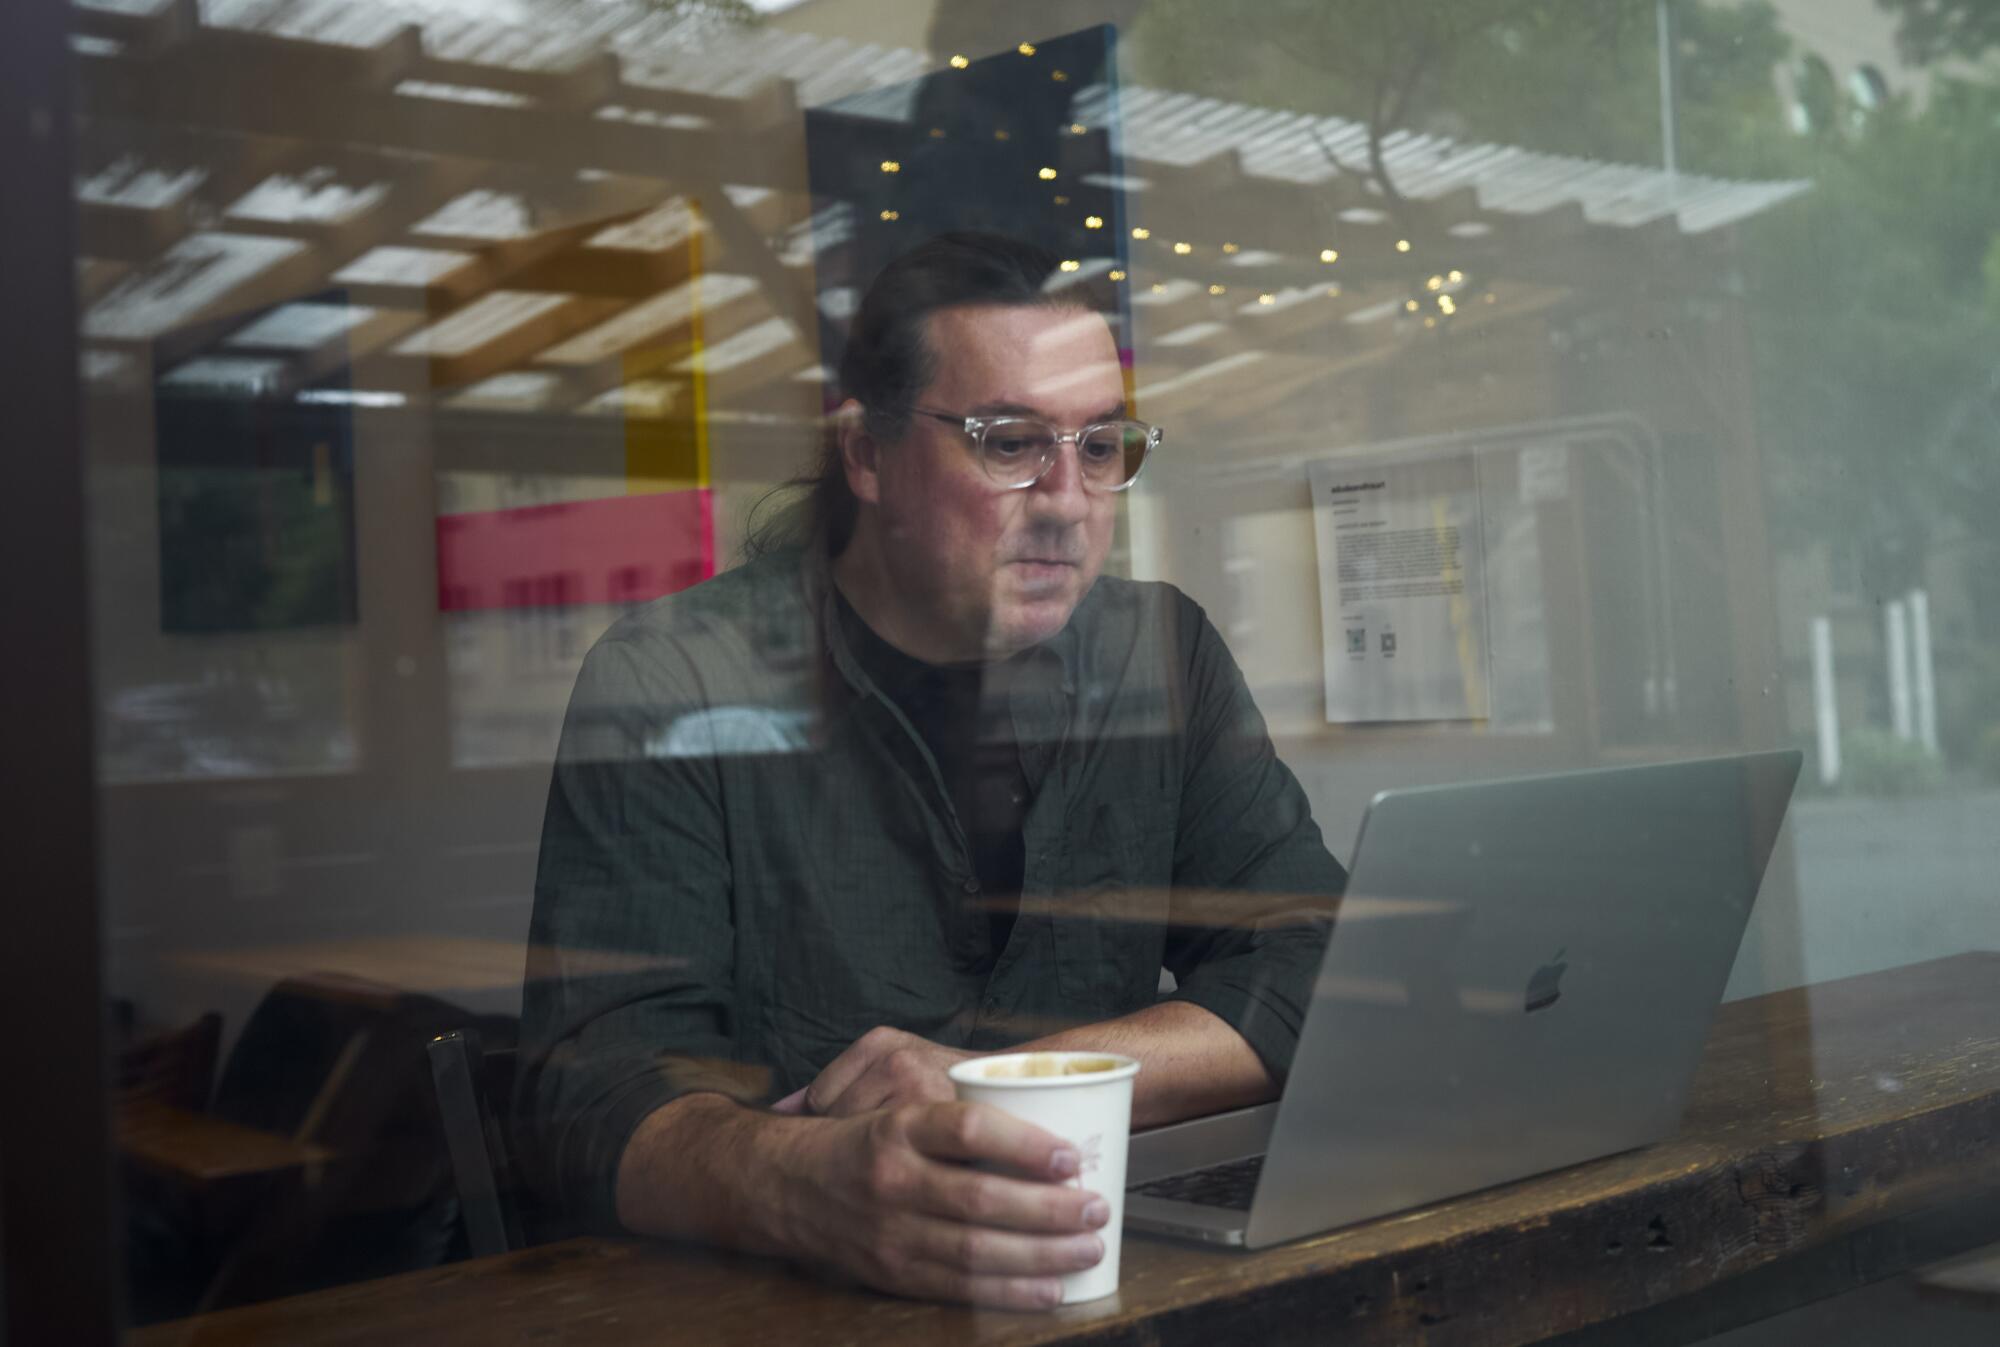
1310 454 1490 722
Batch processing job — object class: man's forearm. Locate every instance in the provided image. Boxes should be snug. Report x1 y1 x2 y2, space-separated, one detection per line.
1022 1000 1275 1128
614 1092 806 1252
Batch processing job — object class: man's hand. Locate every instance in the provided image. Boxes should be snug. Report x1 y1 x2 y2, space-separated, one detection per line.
773 1099 1109 1308
617 1094 1109 1309
772 1025 974 1117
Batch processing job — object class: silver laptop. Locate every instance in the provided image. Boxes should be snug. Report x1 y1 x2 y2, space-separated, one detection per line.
1124 749 1802 1249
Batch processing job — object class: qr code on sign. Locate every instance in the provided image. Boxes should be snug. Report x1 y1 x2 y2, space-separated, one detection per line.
1346 627 1366 654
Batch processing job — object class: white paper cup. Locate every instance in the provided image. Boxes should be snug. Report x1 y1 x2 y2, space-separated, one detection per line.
948 1050 1141 1305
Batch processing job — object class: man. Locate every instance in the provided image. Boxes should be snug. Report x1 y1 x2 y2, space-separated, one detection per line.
520 232 1345 1309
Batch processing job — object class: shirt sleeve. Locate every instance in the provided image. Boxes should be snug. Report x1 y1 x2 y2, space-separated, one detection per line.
1160 594 1347 1082
515 628 759 1233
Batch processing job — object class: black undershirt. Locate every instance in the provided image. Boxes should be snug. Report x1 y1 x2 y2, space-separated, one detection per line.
835 590 1031 967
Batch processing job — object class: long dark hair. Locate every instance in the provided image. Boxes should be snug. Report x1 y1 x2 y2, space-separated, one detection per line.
742 230 1110 559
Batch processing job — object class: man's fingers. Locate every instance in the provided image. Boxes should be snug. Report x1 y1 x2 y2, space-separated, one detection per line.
911 1158 1109 1235
770 1088 808 1114
902 1213 1104 1278
803 1027 904 1116
823 1060 955 1118
896 1262 1067 1311
904 1101 1077 1178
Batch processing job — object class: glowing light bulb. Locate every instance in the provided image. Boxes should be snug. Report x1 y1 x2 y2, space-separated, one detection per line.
880 160 900 173
1131 227 1151 240
879 209 899 221
1173 241 1193 255
1208 283 1226 295
1109 269 1127 281
1405 299 1421 313
1320 248 1338 263
1038 166 1058 180
1084 215 1103 229
1059 259 1081 272
1426 275 1443 291
1222 242 1240 254
1257 293 1275 305
949 54 969 68
1396 238 1412 253
1018 42 1037 56
1438 294 1456 315
1448 269 1464 283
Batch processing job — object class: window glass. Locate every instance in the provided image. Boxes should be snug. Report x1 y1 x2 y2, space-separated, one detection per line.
59 0 2000 1340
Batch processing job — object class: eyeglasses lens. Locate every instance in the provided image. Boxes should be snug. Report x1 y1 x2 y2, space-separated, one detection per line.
978 419 1149 489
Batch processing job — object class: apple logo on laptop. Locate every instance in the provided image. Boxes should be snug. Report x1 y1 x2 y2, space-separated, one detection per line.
1524 948 1568 1013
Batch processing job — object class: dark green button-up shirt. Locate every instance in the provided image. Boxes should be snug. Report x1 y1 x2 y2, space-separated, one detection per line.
519 546 1346 1228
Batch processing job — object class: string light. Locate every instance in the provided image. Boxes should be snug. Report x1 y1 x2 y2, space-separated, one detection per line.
929 127 945 138
1257 292 1275 305
1151 282 1167 293
1426 275 1443 291
1319 248 1338 263
1038 166 1057 180
1396 238 1412 253
1447 269 1464 283
1059 259 1081 272
1069 122 1086 134
1424 316 1437 328
1052 194 1069 205
1405 299 1421 313
1131 227 1151 240
880 160 901 173
1051 69 1068 82
1173 241 1192 255
1326 284 1342 297
1221 242 1240 254
1109 269 1127 281
994 129 1010 141
1018 42 1037 55
949 54 969 68
1208 283 1226 295
1437 294 1456 315
1084 215 1104 229
879 209 899 221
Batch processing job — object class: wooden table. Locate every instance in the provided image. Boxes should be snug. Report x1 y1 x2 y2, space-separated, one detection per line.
132 953 2000 1347
118 1100 329 1190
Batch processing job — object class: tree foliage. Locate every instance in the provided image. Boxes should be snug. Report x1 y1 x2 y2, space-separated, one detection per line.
1878 0 2000 65
1129 0 1794 180
1130 0 2000 633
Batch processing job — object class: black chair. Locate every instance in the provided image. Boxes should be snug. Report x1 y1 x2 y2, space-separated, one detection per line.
426 1028 528 1256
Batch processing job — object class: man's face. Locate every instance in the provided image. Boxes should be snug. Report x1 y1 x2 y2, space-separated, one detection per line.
861 303 1125 661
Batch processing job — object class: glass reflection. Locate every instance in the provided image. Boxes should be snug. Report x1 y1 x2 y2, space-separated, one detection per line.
55 0 2000 1336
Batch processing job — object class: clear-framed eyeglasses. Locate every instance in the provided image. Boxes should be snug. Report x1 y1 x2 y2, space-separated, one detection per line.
911 408 1161 492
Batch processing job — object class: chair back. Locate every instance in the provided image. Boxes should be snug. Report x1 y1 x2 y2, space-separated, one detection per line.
427 1028 525 1256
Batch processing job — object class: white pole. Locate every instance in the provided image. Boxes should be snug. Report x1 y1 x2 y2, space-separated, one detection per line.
1811 616 1840 786
1884 599 1913 742
1657 0 1679 177
1908 588 1938 755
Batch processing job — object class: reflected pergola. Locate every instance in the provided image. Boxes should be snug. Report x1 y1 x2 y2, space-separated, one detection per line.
70 0 1809 432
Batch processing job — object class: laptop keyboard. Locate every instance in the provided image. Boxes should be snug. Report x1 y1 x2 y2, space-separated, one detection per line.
1128 1154 1266 1211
